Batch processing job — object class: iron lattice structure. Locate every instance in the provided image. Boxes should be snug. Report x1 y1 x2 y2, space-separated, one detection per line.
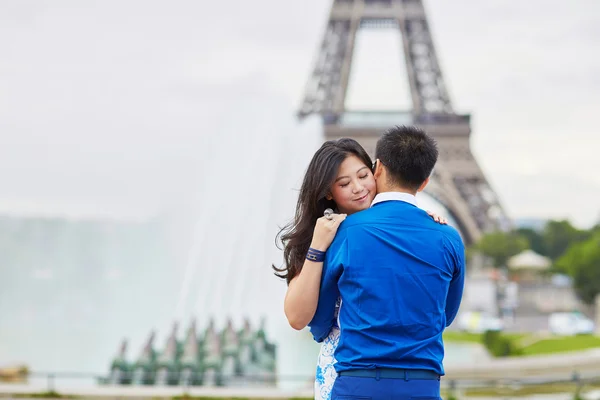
299 0 510 244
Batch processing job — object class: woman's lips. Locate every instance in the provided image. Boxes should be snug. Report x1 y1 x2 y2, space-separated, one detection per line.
354 192 369 202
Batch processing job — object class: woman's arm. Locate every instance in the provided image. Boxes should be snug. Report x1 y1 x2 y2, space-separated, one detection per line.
284 213 346 330
284 261 324 330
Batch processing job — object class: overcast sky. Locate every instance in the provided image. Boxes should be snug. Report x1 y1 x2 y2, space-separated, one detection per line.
0 0 599 228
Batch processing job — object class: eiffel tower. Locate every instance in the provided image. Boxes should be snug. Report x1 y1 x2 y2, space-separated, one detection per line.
298 0 510 244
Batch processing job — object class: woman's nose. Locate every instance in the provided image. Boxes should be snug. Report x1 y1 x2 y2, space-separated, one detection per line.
352 181 364 193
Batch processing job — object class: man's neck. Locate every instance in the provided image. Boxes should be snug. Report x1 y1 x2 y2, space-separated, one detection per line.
371 190 418 207
376 186 417 196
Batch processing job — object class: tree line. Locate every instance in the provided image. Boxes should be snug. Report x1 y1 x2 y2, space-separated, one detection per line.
473 220 600 304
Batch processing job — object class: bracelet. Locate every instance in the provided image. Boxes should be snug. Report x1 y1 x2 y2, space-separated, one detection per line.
306 247 326 262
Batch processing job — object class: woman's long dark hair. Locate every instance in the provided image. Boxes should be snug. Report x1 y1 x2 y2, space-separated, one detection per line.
273 138 373 284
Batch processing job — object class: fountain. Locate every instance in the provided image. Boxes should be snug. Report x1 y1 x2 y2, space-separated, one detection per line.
131 332 156 385
154 323 179 386
103 318 277 388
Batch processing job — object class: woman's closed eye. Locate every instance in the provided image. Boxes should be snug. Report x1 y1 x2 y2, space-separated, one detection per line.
340 174 369 187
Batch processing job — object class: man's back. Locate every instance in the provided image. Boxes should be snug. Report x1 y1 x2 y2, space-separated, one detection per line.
310 199 465 375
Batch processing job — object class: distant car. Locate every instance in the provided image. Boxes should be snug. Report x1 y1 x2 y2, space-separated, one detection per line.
550 274 572 287
457 311 504 334
548 312 595 336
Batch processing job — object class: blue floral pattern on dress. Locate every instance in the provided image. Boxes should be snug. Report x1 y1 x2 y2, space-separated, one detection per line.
314 298 341 400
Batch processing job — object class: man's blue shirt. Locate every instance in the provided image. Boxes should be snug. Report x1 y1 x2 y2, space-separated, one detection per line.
308 199 465 375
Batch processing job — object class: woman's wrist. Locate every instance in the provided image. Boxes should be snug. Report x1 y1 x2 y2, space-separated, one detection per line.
306 247 326 262
309 241 328 252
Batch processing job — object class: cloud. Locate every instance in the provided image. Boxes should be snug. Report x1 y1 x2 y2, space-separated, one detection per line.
492 172 600 228
0 0 598 228
31 268 54 280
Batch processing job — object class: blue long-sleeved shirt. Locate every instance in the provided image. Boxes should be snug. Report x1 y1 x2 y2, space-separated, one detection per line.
308 197 465 375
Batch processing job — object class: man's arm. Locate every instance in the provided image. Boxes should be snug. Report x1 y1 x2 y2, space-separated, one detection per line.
444 234 466 327
308 235 347 342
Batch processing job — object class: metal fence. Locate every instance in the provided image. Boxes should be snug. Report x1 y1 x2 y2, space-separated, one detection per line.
1 370 600 399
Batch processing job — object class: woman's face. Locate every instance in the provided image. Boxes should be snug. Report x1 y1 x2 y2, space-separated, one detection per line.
329 155 376 215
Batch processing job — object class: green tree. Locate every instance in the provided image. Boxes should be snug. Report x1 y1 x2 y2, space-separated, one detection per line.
555 232 600 304
543 220 590 261
476 231 529 268
516 227 547 256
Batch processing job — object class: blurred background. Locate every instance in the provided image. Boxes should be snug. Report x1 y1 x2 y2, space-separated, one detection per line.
0 0 599 398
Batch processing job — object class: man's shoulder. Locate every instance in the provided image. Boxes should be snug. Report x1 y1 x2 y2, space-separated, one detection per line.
415 212 463 243
435 223 464 248
341 203 464 246
341 200 414 223
342 206 379 225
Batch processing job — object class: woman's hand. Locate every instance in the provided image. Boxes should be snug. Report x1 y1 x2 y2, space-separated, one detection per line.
310 213 347 251
426 210 448 225
284 212 346 331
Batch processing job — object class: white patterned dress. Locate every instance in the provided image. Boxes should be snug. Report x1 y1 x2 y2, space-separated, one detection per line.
314 298 341 400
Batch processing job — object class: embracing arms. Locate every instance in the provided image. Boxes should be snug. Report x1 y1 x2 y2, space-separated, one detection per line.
284 209 448 331
284 213 346 330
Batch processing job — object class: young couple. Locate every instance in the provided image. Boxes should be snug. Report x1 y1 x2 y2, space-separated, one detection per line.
274 125 466 400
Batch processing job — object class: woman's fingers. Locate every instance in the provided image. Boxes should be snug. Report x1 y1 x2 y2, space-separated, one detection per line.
311 213 347 251
426 210 448 225
332 213 346 225
324 213 346 226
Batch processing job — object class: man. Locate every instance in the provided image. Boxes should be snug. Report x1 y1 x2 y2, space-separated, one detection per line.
309 125 466 399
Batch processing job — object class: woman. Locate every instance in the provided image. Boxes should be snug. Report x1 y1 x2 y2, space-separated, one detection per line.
273 138 445 400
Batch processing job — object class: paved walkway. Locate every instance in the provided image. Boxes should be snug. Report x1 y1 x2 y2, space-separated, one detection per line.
2 350 600 399
0 383 312 399
446 348 600 380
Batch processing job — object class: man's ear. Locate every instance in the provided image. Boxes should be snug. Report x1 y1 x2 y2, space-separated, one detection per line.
417 177 430 192
373 159 383 180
